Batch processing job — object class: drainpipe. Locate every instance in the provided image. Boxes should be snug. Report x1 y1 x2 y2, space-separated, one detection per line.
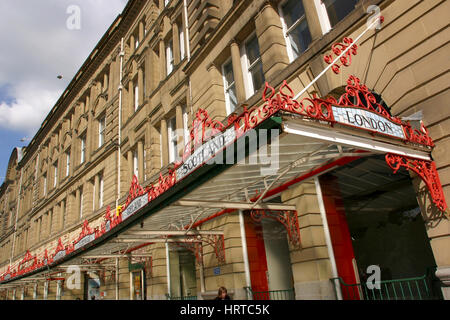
116 38 124 210
314 177 343 300
196 229 205 294
183 0 191 62
165 242 171 299
239 210 252 300
198 263 205 295
182 0 196 163
183 0 194 124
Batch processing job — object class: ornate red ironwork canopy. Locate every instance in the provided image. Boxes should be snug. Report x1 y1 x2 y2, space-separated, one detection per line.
1 16 446 283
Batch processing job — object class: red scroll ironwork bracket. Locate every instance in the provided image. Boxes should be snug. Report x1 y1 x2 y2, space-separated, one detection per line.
249 209 301 247
201 234 226 265
169 234 226 266
170 239 203 266
385 153 448 213
324 17 384 74
324 37 358 74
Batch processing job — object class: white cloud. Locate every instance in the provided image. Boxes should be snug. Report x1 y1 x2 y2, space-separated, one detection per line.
0 0 128 134
0 82 60 134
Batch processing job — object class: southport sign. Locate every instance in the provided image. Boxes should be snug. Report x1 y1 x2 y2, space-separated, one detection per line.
176 127 236 181
121 194 148 221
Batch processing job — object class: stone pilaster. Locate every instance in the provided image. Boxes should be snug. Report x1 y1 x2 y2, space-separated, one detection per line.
138 140 144 183
230 40 246 103
159 37 166 82
172 22 181 66
302 0 324 41
160 119 169 167
255 1 290 81
138 67 144 106
281 181 336 300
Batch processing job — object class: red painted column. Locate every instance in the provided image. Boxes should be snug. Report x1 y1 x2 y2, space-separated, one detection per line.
244 214 269 298
319 174 360 300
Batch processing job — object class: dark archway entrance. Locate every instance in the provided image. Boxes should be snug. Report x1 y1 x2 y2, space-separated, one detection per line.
320 155 442 300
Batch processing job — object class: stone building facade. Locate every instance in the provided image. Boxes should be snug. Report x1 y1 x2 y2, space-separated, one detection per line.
0 0 449 300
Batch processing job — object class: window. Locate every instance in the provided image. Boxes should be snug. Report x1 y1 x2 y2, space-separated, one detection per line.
79 189 84 219
43 213 49 239
24 228 29 251
168 117 177 163
135 37 140 50
133 149 139 178
34 221 42 242
102 73 109 93
92 179 96 211
98 115 106 148
7 211 12 228
222 59 238 114
166 39 174 75
280 0 312 61
43 174 47 196
242 34 265 97
93 173 104 210
65 151 70 177
53 164 58 188
159 132 163 168
143 68 146 99
99 174 104 208
80 134 86 164
144 149 147 181
48 210 53 236
183 106 189 147
322 0 358 28
179 24 185 60
60 199 66 230
134 82 139 111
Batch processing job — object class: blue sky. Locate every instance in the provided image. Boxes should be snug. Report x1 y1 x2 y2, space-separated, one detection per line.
0 0 128 184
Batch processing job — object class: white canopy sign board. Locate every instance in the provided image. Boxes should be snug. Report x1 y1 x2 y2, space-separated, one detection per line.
332 106 405 140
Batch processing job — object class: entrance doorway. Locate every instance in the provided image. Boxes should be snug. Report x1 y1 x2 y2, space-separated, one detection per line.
320 155 441 300
131 270 145 300
244 213 295 300
84 273 101 300
168 248 197 299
